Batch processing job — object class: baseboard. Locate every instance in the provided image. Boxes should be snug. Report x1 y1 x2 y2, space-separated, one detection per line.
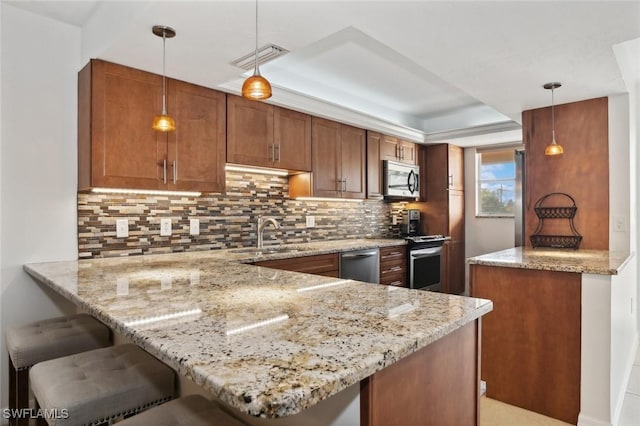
577 413 612 426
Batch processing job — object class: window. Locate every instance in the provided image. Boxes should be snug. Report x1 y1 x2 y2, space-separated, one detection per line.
476 148 516 217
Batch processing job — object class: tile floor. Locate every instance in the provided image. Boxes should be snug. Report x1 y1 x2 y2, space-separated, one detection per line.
618 346 640 426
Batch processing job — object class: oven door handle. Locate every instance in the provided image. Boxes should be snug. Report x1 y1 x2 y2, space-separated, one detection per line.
410 249 441 258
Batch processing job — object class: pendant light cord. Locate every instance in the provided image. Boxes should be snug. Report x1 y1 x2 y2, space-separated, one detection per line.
162 30 167 115
551 86 555 142
254 0 259 75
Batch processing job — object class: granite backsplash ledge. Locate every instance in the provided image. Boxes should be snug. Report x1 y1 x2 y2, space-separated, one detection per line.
78 171 406 258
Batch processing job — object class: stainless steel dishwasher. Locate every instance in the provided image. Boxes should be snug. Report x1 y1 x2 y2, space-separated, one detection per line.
339 248 380 283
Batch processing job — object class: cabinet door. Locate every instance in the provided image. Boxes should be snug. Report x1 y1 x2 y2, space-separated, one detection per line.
448 145 464 191
449 189 465 241
401 140 418 165
366 131 383 199
226 95 273 167
380 135 400 162
341 124 366 199
167 79 226 193
312 117 342 197
447 240 466 295
274 107 311 171
85 60 166 190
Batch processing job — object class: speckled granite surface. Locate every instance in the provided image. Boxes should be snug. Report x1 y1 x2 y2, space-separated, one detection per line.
24 239 492 418
467 246 632 275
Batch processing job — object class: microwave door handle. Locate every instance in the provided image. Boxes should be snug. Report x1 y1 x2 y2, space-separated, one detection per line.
407 170 417 194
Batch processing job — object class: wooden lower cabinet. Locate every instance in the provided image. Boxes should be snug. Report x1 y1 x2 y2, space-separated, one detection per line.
470 264 581 424
379 246 406 287
254 253 339 277
361 321 480 426
441 240 465 294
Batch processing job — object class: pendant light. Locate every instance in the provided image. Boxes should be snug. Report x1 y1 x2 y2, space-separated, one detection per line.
152 25 176 132
543 82 563 156
242 0 272 100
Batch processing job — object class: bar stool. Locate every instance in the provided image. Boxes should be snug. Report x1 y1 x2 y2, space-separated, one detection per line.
5 314 111 425
29 343 176 425
117 395 249 426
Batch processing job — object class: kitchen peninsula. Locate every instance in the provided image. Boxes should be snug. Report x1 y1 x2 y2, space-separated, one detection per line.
468 247 634 425
25 239 492 426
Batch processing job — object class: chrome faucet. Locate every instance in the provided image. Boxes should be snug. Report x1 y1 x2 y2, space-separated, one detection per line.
257 216 280 249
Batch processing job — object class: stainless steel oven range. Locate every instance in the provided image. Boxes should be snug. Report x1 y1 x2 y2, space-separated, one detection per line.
406 235 446 291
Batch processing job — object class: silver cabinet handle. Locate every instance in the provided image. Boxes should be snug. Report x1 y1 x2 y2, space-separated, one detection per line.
162 159 167 184
269 144 275 162
342 179 347 193
173 160 177 184
276 144 281 162
395 145 399 159
400 146 405 160
448 174 453 187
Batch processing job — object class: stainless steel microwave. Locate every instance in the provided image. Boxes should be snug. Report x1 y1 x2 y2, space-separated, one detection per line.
383 160 420 199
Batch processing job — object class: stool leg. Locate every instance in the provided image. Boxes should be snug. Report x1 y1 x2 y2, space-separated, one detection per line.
8 357 16 426
16 368 29 426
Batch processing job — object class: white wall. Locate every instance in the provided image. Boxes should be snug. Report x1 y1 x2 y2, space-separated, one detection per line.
0 4 80 411
609 94 631 252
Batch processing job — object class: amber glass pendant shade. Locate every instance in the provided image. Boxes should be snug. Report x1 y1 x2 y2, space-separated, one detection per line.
544 142 564 156
152 114 176 132
242 72 272 100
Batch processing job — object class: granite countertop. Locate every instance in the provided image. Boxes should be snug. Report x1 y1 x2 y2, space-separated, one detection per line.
24 238 492 418
467 246 633 275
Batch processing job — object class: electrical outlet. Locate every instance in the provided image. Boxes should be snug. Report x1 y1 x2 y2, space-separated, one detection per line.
612 215 625 232
190 219 200 235
306 216 315 228
161 275 172 290
116 219 129 238
160 218 172 236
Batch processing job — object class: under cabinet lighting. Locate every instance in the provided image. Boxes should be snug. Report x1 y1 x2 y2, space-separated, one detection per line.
91 188 202 197
225 164 289 176
294 197 363 203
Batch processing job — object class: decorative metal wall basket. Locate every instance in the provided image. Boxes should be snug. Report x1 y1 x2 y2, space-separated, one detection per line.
530 192 582 249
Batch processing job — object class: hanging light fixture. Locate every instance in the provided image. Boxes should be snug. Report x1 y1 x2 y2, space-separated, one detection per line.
152 25 176 132
242 0 272 100
543 82 563 156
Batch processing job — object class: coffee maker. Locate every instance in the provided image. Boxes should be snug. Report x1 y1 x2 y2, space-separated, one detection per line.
402 209 420 236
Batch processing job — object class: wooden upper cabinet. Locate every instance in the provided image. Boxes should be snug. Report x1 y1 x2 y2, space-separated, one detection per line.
366 131 383 199
274 107 312 171
310 117 342 197
167 79 226 193
226 95 274 168
226 95 311 172
340 124 366 198
78 59 226 193
448 145 464 191
79 59 166 191
380 135 417 165
290 117 366 199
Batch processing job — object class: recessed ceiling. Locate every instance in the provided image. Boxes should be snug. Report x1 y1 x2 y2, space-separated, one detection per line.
5 1 640 146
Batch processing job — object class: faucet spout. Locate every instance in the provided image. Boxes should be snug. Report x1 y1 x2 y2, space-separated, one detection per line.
257 216 280 249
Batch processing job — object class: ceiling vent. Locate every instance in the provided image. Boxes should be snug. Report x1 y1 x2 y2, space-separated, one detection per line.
231 44 289 70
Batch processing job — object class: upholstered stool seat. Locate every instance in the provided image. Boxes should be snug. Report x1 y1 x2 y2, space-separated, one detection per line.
30 343 175 426
118 395 248 426
5 314 111 425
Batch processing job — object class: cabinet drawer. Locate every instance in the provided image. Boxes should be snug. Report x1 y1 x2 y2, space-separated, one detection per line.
380 261 404 275
254 253 339 276
380 270 406 287
379 246 406 262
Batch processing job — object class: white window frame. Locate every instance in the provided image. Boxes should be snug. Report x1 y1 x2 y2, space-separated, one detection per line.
475 145 520 218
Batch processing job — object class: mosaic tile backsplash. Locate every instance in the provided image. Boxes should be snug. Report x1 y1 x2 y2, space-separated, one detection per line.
78 171 406 258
